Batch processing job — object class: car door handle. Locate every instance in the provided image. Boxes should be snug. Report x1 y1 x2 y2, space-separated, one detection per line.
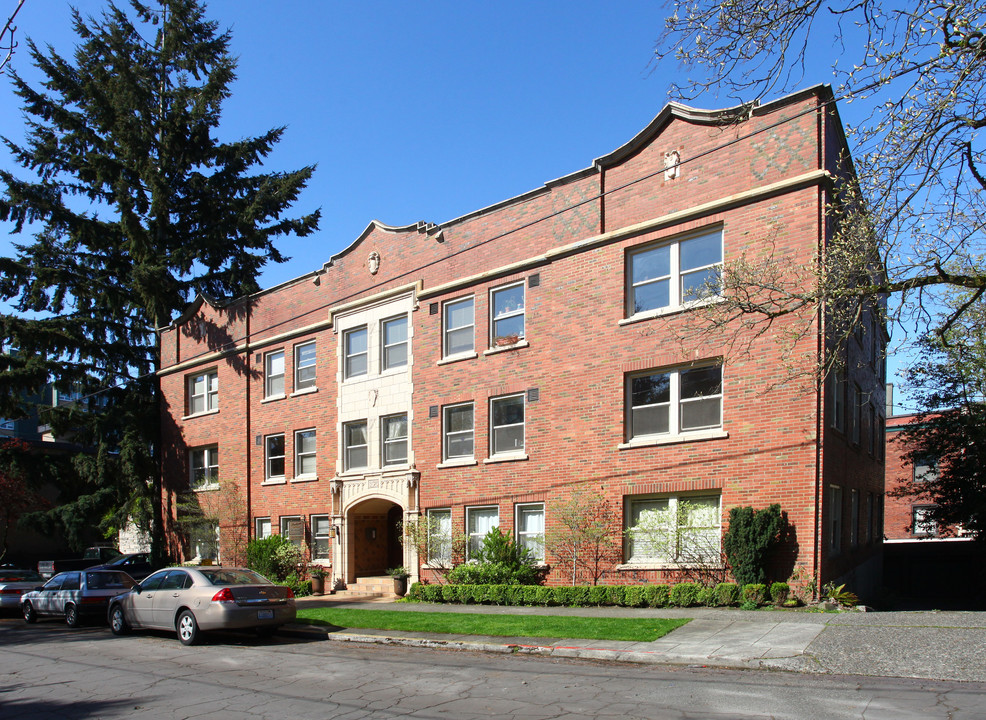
171 592 180 597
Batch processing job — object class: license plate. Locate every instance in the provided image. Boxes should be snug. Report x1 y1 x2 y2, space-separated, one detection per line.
257 609 274 620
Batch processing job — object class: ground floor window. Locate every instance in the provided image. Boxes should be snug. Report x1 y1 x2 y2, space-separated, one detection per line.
625 494 720 564
427 509 452 564
255 517 271 539
311 514 331 559
515 503 544 562
466 506 499 558
280 516 304 548
189 522 220 564
912 505 938 536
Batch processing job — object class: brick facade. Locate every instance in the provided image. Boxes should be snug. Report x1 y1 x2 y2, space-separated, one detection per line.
159 86 885 598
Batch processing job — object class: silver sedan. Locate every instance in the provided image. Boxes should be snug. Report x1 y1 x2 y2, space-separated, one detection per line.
107 567 296 645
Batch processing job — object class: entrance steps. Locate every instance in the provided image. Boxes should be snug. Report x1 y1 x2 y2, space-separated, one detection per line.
334 575 399 601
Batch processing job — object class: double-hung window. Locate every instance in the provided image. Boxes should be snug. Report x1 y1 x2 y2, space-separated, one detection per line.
344 327 368 379
516 503 544 562
466 506 498 558
625 494 721 564
912 505 937 536
265 350 285 398
627 364 721 440
311 515 331 559
344 420 368 470
382 413 408 466
189 445 219 490
628 229 722 315
382 315 409 370
444 297 474 357
828 485 843 554
913 454 938 483
294 341 317 392
427 509 452 564
294 428 317 478
491 283 524 345
490 394 525 456
265 434 285 481
830 369 847 432
187 370 218 415
443 403 474 461
280 516 304 548
255 517 272 539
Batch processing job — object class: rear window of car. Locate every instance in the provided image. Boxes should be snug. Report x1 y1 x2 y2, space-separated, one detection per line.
85 572 137 590
198 569 271 586
0 570 43 582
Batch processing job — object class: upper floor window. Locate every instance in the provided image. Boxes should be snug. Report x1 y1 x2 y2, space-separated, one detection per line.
850 384 862 445
490 394 525 456
628 229 722 316
187 370 218 415
189 445 219 490
829 369 847 433
265 350 285 398
444 297 474 357
627 364 721 440
344 420 368 470
443 403 474 461
912 505 938 536
382 315 409 370
294 428 317 478
913 454 938 483
294 341 317 392
265 434 285 480
344 327 368 379
382 413 408 466
490 283 524 345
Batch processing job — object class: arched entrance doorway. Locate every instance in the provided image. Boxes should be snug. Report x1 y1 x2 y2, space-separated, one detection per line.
346 498 404 581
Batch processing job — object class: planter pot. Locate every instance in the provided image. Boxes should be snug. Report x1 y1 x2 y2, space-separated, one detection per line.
494 335 519 347
311 576 325 596
392 576 408 597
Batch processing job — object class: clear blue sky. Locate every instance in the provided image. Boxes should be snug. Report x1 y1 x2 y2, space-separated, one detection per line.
1 0 913 408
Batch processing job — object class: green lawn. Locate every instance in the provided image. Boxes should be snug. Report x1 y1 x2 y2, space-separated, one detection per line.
294 608 689 642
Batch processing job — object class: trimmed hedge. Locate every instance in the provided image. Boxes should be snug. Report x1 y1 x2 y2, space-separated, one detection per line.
405 581 759 609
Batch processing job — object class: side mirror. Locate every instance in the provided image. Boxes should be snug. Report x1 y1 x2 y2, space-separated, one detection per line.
134 584 143 594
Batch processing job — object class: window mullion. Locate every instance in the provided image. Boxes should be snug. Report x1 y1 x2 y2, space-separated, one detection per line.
669 371 681 435
669 242 681 307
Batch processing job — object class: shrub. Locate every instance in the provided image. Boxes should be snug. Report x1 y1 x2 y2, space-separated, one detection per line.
696 585 715 606
441 584 459 603
522 585 542 605
669 582 701 607
742 583 766 606
722 504 786 587
447 560 540 586
534 586 555 606
280 572 311 597
643 584 670 608
712 582 740 607
588 585 609 606
606 585 626 607
770 582 790 606
246 535 301 582
624 585 646 608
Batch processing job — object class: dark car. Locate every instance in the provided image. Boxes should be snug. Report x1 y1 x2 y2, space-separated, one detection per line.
88 552 157 581
108 567 295 645
22 570 136 626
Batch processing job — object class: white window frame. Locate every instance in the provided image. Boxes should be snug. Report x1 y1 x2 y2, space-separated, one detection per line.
828 485 843 554
627 229 722 317
381 315 409 371
311 514 331 559
913 454 938 483
264 350 285 398
490 394 525 457
294 341 317 392
443 296 475 358
190 523 220 564
382 413 408 466
187 369 218 415
189 445 219 491
465 506 499 559
442 402 474 462
343 420 368 471
912 505 938 537
625 494 721 565
515 503 544 562
427 508 452 565
344 326 368 380
255 517 271 540
265 433 286 481
280 516 304 548
490 282 525 346
294 428 317 479
627 364 722 441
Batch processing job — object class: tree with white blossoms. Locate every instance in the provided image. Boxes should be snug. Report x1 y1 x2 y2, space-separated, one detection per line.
656 0 986 376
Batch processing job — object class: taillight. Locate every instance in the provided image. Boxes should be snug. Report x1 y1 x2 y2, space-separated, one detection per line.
80 596 104 604
0 588 22 595
286 587 294 598
211 587 235 603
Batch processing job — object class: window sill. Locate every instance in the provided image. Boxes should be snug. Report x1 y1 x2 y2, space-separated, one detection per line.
182 408 219 421
290 475 319 483
483 453 528 464
437 351 478 366
619 429 728 449
619 296 723 326
261 478 287 486
380 365 409 377
437 458 477 469
261 394 286 404
291 387 318 397
192 484 220 493
483 340 529 356
616 562 726 571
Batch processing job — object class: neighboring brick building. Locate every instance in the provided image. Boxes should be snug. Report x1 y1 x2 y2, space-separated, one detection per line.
158 85 885 598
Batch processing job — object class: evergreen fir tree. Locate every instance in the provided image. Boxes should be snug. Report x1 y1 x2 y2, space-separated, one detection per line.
0 0 319 555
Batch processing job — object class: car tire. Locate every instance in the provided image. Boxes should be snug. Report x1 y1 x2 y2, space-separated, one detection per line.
177 610 199 646
109 604 129 636
65 603 80 628
22 601 37 624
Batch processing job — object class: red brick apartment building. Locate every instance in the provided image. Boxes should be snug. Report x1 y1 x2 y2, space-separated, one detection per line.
158 85 885 598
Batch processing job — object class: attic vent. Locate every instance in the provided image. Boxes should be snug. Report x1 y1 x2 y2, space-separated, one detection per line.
430 303 439 315
528 274 540 288
527 388 540 403
429 405 439 418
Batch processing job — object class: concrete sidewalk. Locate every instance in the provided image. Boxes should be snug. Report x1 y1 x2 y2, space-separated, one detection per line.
283 595 986 681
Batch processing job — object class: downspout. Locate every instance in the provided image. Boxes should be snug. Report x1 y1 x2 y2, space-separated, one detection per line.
598 164 606 234
812 100 826 597
245 306 252 542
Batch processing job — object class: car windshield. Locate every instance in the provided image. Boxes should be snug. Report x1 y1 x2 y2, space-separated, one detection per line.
0 570 44 582
198 569 271 586
85 572 136 590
